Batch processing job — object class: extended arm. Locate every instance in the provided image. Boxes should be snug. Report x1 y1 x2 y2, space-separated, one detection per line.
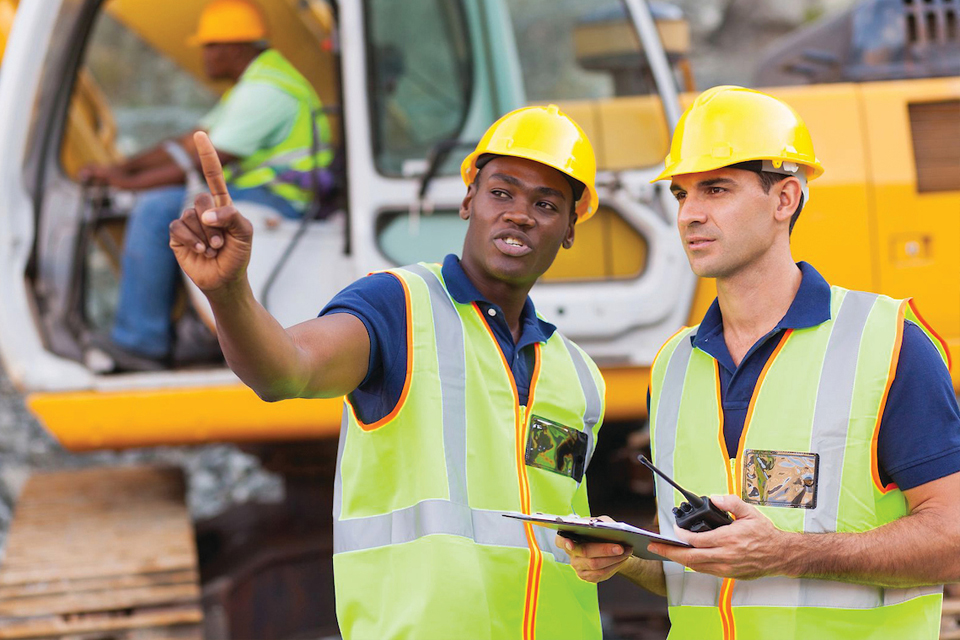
649 471 960 587
170 132 368 401
82 131 238 190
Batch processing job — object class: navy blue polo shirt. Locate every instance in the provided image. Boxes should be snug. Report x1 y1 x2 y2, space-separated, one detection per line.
671 262 960 491
319 254 556 424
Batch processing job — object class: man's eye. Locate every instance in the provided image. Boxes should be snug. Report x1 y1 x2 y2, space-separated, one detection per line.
491 189 509 198
708 187 725 195
673 192 686 202
538 201 558 211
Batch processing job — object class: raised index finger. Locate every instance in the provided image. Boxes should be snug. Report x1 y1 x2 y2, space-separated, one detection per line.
194 131 232 208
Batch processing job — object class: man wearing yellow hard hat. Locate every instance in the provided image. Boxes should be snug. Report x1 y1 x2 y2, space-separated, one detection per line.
561 86 959 639
85 0 332 371
168 105 605 638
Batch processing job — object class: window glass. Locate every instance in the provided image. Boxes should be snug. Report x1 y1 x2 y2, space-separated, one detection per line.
61 6 217 175
376 211 467 265
505 0 670 101
365 0 472 176
504 0 676 170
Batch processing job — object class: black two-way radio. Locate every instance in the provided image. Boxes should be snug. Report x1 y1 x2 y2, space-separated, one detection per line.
638 455 733 533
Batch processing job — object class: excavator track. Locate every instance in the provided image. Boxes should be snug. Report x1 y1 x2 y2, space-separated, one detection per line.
0 466 203 640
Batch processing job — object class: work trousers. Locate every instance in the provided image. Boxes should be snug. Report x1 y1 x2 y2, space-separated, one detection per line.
111 184 297 357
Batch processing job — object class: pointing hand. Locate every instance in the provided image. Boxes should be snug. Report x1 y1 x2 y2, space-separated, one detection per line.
169 131 253 296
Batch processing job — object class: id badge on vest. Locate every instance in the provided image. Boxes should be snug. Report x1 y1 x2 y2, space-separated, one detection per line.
743 449 819 509
525 416 588 483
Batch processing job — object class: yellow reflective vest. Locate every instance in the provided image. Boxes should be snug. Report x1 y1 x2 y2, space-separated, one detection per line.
332 262 605 640
222 49 332 211
650 286 946 640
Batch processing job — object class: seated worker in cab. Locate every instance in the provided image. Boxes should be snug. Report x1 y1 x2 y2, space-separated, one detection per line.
83 0 332 371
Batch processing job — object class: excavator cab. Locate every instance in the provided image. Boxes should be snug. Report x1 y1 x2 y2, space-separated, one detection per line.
0 2 691 635
0 0 692 449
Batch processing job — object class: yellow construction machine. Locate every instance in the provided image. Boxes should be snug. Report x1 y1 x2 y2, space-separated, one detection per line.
0 0 955 637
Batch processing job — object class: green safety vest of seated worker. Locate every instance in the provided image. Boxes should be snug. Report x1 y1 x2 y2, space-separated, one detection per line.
204 47 333 212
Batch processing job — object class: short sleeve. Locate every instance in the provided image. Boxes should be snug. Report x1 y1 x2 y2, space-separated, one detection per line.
877 321 960 490
319 273 408 425
207 82 300 158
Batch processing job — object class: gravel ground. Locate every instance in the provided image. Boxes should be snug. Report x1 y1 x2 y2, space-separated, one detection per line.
0 364 284 555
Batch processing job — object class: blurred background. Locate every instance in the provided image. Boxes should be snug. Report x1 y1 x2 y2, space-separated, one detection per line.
0 0 955 638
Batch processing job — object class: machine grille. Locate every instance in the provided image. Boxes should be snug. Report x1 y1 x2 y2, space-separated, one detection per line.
908 99 960 193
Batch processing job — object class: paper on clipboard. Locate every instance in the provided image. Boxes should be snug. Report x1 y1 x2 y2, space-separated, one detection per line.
503 512 691 561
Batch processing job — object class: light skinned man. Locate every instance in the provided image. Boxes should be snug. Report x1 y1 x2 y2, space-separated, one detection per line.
560 86 960 639
172 105 607 639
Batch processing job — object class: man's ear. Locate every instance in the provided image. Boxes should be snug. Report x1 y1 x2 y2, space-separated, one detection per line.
775 178 802 224
460 183 477 221
562 211 577 249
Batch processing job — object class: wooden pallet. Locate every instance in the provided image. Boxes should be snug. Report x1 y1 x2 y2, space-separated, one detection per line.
0 466 203 639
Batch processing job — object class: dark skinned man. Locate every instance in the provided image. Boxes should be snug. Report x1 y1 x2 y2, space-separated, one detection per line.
171 105 606 640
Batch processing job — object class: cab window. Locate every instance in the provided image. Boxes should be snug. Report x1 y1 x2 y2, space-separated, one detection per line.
365 0 472 177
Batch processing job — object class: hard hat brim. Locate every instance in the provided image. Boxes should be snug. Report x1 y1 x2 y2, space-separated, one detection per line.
461 149 599 223
652 155 824 183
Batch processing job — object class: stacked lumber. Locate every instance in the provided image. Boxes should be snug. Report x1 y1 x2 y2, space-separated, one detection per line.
0 466 202 639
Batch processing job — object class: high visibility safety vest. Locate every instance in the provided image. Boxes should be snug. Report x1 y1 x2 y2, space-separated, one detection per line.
332 262 605 640
649 287 948 640
222 49 333 211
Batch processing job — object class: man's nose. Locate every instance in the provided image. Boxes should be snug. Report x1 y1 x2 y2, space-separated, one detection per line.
503 203 535 226
676 196 707 228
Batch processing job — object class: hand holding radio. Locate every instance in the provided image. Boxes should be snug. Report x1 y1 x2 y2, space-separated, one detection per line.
637 455 733 532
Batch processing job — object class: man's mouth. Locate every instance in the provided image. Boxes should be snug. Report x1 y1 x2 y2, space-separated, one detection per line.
686 237 714 249
494 232 533 257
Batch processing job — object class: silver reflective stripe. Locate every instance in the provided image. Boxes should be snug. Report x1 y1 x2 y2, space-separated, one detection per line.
533 523 570 563
671 569 721 607
332 266 570 563
262 146 332 168
730 577 942 609
653 333 693 538
733 576 879 608
733 292 884 609
804 290 877 535
663 563 688 606
731 292 882 609
885 584 943 606
560 335 602 473
652 333 695 603
335 500 572 563
336 501 521 553
405 264 469 506
333 403 349 521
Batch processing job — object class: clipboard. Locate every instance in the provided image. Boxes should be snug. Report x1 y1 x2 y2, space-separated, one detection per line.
503 512 691 561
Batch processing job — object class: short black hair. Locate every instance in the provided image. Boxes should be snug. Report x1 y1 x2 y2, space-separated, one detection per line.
474 153 582 220
730 160 804 234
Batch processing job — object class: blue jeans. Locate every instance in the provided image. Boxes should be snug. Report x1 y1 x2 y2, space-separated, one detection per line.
111 184 299 358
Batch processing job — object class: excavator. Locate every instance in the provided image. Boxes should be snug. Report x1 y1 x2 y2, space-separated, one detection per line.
0 0 955 637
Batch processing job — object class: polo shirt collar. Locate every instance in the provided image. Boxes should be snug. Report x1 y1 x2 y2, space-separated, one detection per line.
441 254 557 344
693 261 831 350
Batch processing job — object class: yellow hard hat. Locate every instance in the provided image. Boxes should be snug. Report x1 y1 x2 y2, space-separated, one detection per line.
187 0 268 46
653 85 824 182
461 105 599 223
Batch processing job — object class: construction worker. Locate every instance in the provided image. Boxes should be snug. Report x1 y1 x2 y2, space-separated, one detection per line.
560 86 960 639
85 0 332 371
170 105 605 639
